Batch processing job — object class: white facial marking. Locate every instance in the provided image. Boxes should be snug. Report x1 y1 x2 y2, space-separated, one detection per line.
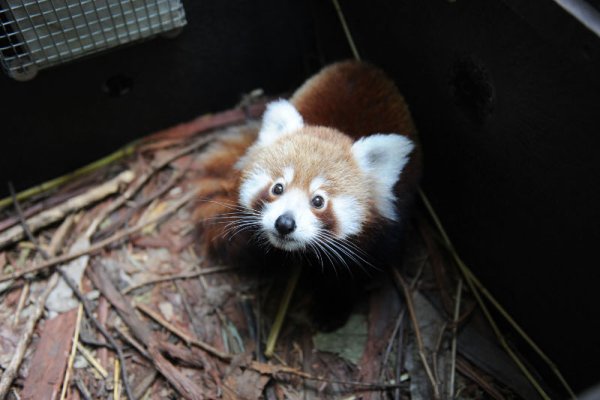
331 195 365 237
309 176 327 193
239 169 271 208
351 134 414 221
283 166 294 184
256 100 304 147
261 188 320 251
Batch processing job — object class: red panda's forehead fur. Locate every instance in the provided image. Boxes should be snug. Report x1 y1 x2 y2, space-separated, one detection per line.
242 126 370 203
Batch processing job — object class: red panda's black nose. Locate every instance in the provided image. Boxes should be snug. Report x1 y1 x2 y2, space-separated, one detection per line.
275 213 296 235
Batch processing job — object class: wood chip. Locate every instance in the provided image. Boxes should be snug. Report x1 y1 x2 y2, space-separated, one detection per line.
21 309 78 400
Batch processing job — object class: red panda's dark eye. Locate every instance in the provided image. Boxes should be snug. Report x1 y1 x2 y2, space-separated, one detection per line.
272 183 284 195
311 195 324 209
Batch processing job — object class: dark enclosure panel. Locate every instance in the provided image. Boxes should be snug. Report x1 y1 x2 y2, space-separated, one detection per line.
319 0 600 391
0 1 317 193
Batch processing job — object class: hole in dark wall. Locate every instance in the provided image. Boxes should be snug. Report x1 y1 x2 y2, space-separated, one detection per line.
103 74 134 97
450 55 495 124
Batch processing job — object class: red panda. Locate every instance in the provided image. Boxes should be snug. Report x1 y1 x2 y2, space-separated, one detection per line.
194 60 421 275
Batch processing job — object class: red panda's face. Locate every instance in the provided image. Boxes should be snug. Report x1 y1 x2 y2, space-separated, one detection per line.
236 100 414 254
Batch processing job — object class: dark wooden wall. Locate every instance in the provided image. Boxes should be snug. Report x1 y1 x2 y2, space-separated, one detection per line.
0 0 318 192
314 0 600 392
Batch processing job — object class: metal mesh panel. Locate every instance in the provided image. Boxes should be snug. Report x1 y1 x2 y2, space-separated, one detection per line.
0 0 186 80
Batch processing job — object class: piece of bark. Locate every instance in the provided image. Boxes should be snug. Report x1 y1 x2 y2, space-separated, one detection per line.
358 277 402 400
0 170 134 249
20 308 78 400
140 102 267 146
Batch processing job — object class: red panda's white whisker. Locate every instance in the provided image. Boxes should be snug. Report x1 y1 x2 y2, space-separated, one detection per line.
222 219 260 240
316 231 376 275
207 213 259 224
306 242 325 272
311 239 338 276
316 235 353 277
196 198 256 214
318 230 371 259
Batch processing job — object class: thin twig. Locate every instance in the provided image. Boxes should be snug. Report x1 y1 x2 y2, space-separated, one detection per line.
122 266 235 294
455 357 507 400
431 321 448 397
449 279 463 399
59 304 83 400
394 321 405 400
12 281 29 326
115 325 151 360
77 343 109 379
0 189 197 283
74 376 93 400
380 308 406 382
331 0 361 61
136 303 231 360
392 269 441 399
380 258 426 382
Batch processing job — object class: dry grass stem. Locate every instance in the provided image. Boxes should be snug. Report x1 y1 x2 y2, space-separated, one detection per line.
77 343 109 379
59 304 83 400
114 358 121 400
331 0 361 61
449 279 462 399
392 269 441 399
264 262 302 358
12 281 29 326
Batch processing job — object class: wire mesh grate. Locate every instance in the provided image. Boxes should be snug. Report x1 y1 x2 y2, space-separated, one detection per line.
0 0 186 80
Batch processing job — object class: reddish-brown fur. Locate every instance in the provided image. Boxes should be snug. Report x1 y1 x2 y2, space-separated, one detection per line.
194 61 421 258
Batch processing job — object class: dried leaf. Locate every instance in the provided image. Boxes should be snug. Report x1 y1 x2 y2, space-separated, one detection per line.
313 314 368 365
223 368 270 400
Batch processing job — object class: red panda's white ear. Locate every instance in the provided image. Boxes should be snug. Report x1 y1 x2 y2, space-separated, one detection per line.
257 100 304 146
351 134 414 221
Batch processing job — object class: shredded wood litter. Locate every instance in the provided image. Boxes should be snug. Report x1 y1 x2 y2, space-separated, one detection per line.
0 101 566 400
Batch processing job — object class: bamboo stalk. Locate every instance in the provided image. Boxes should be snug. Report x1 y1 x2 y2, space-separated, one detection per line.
264 262 302 358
